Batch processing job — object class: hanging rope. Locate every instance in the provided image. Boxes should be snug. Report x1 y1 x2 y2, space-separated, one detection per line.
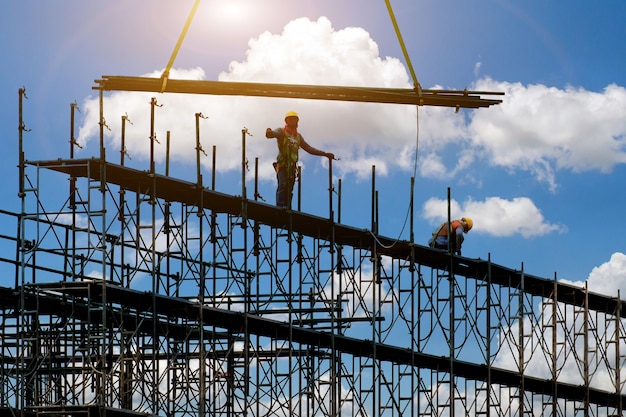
160 0 201 93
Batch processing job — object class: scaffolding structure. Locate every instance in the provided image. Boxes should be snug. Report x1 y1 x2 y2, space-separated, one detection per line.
1 84 626 417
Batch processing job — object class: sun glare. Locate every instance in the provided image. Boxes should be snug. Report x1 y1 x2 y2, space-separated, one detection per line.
179 0 270 55
202 0 267 33
214 1 249 21
220 3 243 19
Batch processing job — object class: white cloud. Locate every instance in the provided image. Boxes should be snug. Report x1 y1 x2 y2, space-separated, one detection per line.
419 153 448 179
470 79 626 190
423 196 565 238
587 252 626 296
561 252 626 297
221 16 408 87
473 59 482 78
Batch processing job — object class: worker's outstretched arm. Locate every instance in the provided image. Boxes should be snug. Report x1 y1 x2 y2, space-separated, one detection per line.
266 128 280 139
300 136 336 159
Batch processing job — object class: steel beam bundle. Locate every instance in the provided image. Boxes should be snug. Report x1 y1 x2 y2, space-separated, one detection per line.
93 76 504 109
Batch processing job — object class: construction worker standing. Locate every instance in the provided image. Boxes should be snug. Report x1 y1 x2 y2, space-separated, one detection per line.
266 111 335 208
428 217 473 255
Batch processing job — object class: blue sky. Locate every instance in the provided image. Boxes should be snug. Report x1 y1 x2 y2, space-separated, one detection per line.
2 0 626 294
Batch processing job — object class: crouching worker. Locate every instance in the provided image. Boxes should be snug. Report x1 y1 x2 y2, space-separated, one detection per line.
428 217 473 255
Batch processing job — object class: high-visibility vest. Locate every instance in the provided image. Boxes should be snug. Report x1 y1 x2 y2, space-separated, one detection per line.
276 128 301 176
434 220 463 237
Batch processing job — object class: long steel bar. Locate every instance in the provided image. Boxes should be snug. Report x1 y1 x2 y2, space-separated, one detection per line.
93 76 503 109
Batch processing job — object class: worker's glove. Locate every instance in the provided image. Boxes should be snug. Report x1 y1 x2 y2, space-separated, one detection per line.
265 128 273 138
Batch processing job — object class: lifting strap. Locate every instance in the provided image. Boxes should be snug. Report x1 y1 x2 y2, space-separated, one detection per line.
160 0 202 93
384 0 423 100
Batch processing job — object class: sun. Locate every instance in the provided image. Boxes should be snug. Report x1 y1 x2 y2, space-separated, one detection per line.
198 0 269 35
212 0 253 21
182 0 277 56
216 2 245 19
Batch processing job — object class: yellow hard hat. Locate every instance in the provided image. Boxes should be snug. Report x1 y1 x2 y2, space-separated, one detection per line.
284 110 299 120
461 217 473 232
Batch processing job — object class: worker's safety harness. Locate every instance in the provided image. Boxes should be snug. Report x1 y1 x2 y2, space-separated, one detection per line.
274 128 301 180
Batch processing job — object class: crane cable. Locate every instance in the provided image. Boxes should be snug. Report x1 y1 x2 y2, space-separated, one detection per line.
160 0 201 93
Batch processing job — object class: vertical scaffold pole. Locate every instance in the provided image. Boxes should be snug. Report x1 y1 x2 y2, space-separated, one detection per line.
69 103 78 210
211 145 216 191
195 112 208 188
551 273 558 413
328 158 333 220
253 157 260 256
121 114 129 166
410 176 414 244
149 97 157 174
369 164 378 417
584 282 590 415
447 187 452 255
69 102 78 158
166 130 171 176
18 88 26 199
447 185 455 417
241 128 248 199
15 88 27 411
518 262 525 416
616 289 622 415
486 254 493 414
241 128 249 226
118 116 129 289
329 159 337 417
97 86 108 408
211 145 217 246
338 179 342 223
371 165 376 234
